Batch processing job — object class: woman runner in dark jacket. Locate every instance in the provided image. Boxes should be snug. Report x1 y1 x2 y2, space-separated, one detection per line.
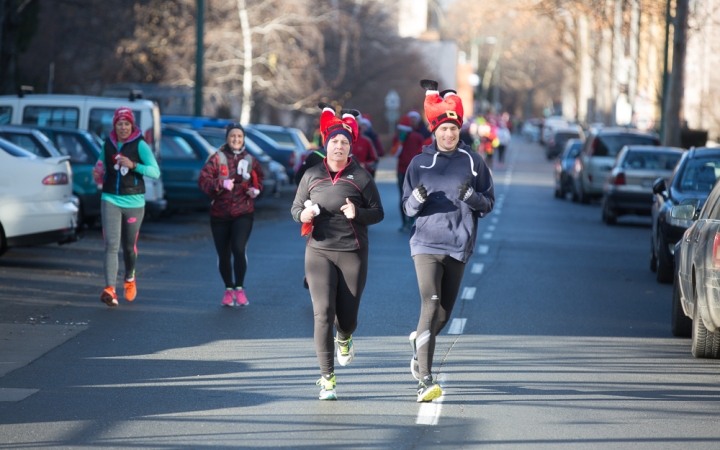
291 103 384 400
198 123 264 307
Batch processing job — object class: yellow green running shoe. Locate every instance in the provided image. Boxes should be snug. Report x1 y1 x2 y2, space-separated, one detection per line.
316 373 337 400
417 375 442 403
335 334 354 366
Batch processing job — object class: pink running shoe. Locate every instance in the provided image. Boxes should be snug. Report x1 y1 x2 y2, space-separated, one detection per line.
221 289 234 306
235 288 249 306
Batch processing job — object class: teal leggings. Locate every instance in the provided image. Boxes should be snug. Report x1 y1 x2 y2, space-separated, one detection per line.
101 201 145 287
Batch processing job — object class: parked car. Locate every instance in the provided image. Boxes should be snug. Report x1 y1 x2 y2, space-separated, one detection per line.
159 125 216 211
26 126 103 228
545 126 584 160
554 139 583 199
195 127 288 196
572 127 661 204
249 124 313 172
0 92 166 215
601 146 683 224
0 137 78 256
160 116 298 181
671 179 720 356
0 124 61 158
651 147 720 283
522 118 542 142
540 116 568 145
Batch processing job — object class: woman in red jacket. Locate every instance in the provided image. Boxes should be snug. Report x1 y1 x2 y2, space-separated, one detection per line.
198 123 264 307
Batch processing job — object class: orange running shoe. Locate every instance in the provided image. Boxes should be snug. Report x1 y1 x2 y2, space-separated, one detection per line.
101 286 118 307
124 278 137 302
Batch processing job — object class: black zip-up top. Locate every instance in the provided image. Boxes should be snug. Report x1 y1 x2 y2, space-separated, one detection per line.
102 131 145 196
292 158 384 251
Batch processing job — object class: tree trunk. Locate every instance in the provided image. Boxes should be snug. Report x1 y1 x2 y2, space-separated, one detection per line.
663 0 689 147
237 0 252 125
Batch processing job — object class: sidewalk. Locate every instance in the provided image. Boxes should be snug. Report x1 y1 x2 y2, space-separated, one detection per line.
375 155 397 183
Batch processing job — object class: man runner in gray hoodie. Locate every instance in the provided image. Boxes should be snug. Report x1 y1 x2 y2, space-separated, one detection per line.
402 80 495 402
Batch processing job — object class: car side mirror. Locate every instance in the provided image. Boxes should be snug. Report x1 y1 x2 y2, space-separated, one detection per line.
652 177 667 198
670 204 697 221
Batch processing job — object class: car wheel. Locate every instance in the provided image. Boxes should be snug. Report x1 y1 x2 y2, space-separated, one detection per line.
650 235 657 272
578 183 590 204
602 199 617 225
671 272 692 337
691 297 720 358
0 225 6 257
655 233 674 284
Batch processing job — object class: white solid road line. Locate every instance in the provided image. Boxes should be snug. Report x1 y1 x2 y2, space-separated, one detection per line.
416 373 447 425
471 263 484 274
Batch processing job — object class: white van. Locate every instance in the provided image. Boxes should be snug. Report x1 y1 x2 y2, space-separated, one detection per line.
0 93 166 213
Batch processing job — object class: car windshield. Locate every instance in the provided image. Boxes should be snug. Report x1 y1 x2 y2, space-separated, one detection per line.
257 130 296 149
593 134 659 157
563 143 582 159
0 131 54 157
53 131 100 163
678 158 720 192
0 137 35 157
161 135 198 160
554 132 579 148
622 151 681 170
199 132 225 149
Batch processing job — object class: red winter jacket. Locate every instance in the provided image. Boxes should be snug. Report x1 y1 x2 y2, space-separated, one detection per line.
396 131 424 175
198 145 264 219
352 135 379 175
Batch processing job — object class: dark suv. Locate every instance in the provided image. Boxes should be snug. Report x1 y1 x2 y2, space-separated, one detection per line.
572 127 660 204
651 147 720 283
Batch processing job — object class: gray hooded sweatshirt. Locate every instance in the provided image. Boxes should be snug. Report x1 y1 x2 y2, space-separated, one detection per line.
402 141 495 263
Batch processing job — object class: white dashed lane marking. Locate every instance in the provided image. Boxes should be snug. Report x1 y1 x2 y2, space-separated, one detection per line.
478 245 489 254
416 373 447 425
483 232 492 239
461 287 476 300
447 318 467 335
471 263 484 274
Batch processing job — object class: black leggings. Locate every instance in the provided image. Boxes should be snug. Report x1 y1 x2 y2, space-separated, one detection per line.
305 245 368 376
210 214 254 289
413 254 466 378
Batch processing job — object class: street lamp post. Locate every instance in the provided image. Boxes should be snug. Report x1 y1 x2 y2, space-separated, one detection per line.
194 0 204 117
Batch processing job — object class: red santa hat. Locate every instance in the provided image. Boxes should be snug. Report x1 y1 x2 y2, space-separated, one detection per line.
420 79 464 133
112 107 136 129
397 115 413 132
318 102 359 147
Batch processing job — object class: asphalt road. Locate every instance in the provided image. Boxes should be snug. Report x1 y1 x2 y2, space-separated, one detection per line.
1 138 719 449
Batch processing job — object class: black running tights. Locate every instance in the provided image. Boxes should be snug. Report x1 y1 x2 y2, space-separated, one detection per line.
210 214 254 289
305 245 368 376
413 254 466 378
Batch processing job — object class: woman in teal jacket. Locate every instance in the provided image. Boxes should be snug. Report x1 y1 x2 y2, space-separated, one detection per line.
92 107 160 307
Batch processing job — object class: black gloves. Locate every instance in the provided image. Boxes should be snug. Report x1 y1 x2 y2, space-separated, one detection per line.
458 181 474 202
412 183 428 203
